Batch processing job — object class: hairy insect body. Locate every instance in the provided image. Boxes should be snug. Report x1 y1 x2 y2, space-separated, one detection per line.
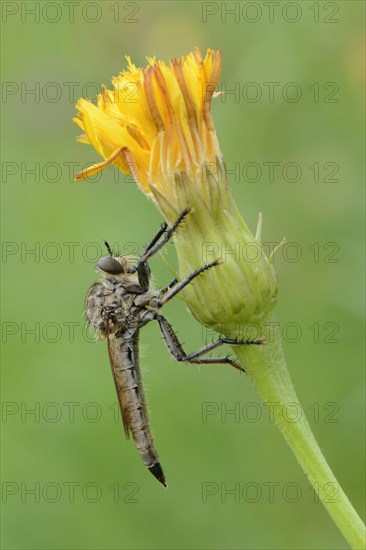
86 268 166 486
85 209 264 487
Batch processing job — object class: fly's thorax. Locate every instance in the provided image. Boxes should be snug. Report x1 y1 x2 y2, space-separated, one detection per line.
85 278 133 335
134 288 160 309
86 272 160 335
103 271 137 288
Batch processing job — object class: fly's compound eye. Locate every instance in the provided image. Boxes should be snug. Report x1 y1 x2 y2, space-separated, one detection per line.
97 256 125 275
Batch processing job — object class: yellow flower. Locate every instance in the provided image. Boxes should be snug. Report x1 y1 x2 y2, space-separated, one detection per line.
74 48 222 215
74 49 278 333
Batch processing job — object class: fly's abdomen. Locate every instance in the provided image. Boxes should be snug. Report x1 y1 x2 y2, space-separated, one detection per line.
110 334 167 487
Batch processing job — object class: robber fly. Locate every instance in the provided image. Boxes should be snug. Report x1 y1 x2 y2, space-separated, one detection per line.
85 208 264 487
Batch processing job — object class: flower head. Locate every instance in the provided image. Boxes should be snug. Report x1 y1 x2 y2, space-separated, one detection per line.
74 48 222 217
74 49 278 332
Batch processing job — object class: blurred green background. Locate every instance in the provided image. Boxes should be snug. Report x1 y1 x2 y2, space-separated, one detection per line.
1 1 364 549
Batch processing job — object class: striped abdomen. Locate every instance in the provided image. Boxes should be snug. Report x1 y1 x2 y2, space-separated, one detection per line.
107 331 167 487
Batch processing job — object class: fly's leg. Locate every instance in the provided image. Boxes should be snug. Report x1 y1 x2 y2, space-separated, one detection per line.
130 207 191 274
122 262 151 294
140 206 191 263
161 278 178 294
136 262 150 293
156 257 264 371
157 260 220 307
153 239 264 369
154 313 264 373
129 207 191 292
133 265 178 295
140 222 168 256
126 221 168 292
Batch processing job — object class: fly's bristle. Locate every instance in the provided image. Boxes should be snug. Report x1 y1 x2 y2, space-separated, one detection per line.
149 462 167 488
123 254 139 269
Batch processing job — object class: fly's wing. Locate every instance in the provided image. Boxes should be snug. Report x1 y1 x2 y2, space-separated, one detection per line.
86 282 132 440
85 282 104 328
106 325 131 440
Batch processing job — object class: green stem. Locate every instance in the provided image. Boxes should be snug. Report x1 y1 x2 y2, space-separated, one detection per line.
233 313 365 550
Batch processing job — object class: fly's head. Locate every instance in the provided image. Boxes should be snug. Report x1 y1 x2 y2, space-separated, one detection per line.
97 241 130 281
97 255 128 277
